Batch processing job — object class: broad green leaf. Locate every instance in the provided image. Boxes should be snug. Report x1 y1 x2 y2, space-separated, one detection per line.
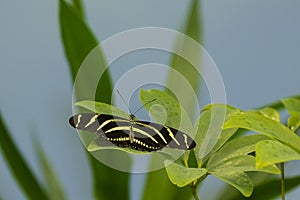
194 104 239 164
288 115 300 132
211 170 253 197
140 89 193 134
220 175 300 200
207 134 269 168
209 154 280 198
202 104 240 116
200 128 238 165
164 160 207 187
255 107 280 122
0 112 49 199
282 98 300 130
208 155 279 174
74 100 129 119
140 89 193 161
256 140 300 168
59 1 129 200
143 1 201 199
281 98 300 115
223 111 300 152
34 137 65 200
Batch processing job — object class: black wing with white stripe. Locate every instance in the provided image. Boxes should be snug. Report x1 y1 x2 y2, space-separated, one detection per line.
69 113 196 152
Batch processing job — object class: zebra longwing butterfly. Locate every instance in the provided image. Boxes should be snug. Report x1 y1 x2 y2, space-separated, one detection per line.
69 113 196 152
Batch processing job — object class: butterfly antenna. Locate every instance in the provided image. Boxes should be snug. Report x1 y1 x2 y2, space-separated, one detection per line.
116 89 133 114
133 98 156 116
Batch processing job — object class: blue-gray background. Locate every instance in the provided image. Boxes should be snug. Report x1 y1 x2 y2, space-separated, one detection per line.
0 0 299 199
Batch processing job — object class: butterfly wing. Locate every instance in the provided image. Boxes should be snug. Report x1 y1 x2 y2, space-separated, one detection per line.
69 113 161 151
133 120 196 150
69 113 196 151
69 113 131 147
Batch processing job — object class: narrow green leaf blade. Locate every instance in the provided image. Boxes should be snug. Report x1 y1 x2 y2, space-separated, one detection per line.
59 0 98 79
59 0 112 102
0 112 49 200
256 140 300 168
166 0 201 117
71 0 85 18
59 1 129 200
143 1 202 199
223 111 300 152
164 160 207 187
34 138 65 200
142 163 192 200
88 153 130 200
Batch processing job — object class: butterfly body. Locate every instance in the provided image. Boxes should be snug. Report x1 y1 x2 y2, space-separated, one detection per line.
69 113 196 152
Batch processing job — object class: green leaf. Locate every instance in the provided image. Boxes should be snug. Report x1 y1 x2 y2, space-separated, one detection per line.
142 169 192 200
288 115 300 132
209 155 279 174
59 0 98 79
282 98 300 130
140 89 193 160
164 160 207 187
165 0 202 117
0 112 49 200
207 134 269 168
200 128 238 165
34 137 65 200
59 0 112 102
71 0 85 18
74 100 129 119
220 175 300 200
255 107 280 122
140 89 193 134
256 140 300 168
281 98 300 115
223 111 300 152
194 104 239 163
59 1 129 200
143 0 201 200
87 152 130 200
143 1 202 199
210 170 253 197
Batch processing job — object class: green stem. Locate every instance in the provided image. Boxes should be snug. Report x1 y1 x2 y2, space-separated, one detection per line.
280 163 285 200
191 184 200 200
